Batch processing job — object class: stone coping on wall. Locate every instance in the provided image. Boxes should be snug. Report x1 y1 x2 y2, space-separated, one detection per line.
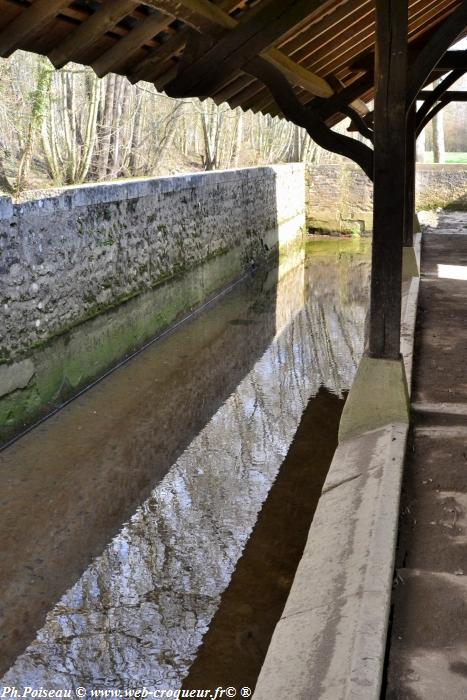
1 164 305 218
253 236 421 700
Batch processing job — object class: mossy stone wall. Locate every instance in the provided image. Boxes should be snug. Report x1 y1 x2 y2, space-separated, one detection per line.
306 163 467 233
0 165 305 442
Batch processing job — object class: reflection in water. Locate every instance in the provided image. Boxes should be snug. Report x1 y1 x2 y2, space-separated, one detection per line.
1 239 370 689
183 387 345 692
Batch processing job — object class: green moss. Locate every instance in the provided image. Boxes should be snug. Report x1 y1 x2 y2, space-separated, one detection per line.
0 225 309 443
305 236 371 257
0 385 42 436
0 245 247 443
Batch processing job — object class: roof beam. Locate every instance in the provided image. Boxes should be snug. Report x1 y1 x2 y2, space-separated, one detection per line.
128 0 243 84
261 48 332 98
247 56 374 179
143 0 233 32
327 75 369 115
309 73 374 122
163 0 334 97
48 0 140 69
418 89 467 101
434 49 467 71
166 0 330 97
92 10 176 77
0 0 71 57
161 0 236 29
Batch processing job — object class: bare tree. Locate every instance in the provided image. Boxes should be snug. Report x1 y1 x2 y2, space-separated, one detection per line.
0 49 372 194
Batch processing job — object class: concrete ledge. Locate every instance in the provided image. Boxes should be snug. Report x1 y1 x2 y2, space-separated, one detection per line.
402 245 420 280
254 423 408 700
402 229 422 280
254 239 421 700
401 275 420 391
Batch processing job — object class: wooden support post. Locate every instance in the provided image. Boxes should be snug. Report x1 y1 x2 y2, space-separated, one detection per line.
404 104 416 247
368 0 408 360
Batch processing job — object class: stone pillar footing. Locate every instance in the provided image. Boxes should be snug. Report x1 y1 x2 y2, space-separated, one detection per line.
338 356 410 442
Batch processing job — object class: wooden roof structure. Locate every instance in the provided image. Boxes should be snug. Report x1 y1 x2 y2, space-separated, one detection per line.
0 0 464 127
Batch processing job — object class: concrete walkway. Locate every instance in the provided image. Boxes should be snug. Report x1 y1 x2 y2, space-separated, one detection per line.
386 212 467 699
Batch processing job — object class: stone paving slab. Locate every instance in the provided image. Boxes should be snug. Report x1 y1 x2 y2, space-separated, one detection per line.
386 213 467 700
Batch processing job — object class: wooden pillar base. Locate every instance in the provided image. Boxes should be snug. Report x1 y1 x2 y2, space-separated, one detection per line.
338 356 410 442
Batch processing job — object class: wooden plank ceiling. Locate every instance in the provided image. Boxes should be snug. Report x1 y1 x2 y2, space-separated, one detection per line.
0 0 463 124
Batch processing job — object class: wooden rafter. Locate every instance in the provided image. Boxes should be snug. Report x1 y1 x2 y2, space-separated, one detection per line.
165 0 330 97
157 0 335 99
128 0 249 84
223 0 454 120
48 0 140 69
0 0 460 129
0 0 71 57
92 10 176 77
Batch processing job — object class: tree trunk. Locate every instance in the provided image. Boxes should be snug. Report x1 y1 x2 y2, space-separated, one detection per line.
76 73 101 182
127 93 143 175
97 74 116 179
15 59 51 193
109 75 125 177
432 110 445 163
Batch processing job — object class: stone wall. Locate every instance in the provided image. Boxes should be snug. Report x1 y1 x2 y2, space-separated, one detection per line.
416 164 467 210
306 162 467 232
306 164 373 234
0 164 305 441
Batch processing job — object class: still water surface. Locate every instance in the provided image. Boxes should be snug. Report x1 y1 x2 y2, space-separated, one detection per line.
0 238 370 688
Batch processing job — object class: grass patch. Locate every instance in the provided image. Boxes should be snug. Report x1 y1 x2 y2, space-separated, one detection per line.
420 152 467 164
